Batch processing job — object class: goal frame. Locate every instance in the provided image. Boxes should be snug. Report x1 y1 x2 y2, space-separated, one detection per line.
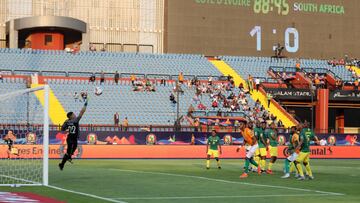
0 85 49 186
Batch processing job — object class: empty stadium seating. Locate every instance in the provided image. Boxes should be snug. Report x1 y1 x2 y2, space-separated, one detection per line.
220 56 351 81
0 48 220 77
0 78 44 124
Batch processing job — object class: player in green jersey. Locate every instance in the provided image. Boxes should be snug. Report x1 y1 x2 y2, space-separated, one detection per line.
266 122 278 174
255 121 267 173
206 130 222 169
295 121 319 180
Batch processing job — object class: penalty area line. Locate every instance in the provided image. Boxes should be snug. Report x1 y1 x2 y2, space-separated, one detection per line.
111 193 335 200
47 185 127 203
108 168 345 196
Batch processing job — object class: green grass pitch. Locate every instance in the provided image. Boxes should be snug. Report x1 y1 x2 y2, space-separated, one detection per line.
1 159 360 203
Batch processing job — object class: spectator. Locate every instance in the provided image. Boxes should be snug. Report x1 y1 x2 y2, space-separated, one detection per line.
170 92 176 104
193 118 200 132
73 92 79 102
247 74 254 92
89 73 96 83
266 93 273 108
208 76 213 85
295 59 301 72
178 72 184 84
114 71 119 84
160 77 166 86
335 79 342 89
211 99 218 109
255 78 260 91
122 117 129 132
354 79 359 91
187 104 195 118
130 74 136 86
197 102 207 110
80 90 87 102
238 82 244 90
114 112 119 126
89 43 96 51
100 71 105 84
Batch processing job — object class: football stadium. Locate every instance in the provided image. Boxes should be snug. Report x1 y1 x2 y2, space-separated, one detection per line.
0 0 360 202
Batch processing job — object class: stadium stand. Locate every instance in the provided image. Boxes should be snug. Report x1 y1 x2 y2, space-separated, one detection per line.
0 48 220 77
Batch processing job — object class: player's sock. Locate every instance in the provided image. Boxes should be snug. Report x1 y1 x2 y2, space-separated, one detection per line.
284 159 290 174
206 159 210 168
61 154 69 165
254 155 260 166
215 158 221 168
268 162 273 171
304 162 313 177
261 159 266 171
289 162 295 173
249 157 258 167
244 158 250 173
295 162 304 177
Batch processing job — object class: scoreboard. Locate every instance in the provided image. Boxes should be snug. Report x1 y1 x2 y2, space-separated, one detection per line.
164 0 360 59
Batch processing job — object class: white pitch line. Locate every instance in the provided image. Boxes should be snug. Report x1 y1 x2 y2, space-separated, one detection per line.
47 185 127 203
108 168 345 196
112 193 334 200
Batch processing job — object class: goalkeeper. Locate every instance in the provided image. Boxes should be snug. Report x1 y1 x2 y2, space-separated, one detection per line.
59 98 88 170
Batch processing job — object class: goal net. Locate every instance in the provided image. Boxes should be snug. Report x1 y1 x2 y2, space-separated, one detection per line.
0 85 49 186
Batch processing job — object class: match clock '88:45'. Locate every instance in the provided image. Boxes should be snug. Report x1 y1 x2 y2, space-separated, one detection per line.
253 0 290 15
250 25 299 53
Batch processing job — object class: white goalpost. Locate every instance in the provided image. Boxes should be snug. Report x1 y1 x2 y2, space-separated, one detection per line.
0 85 49 186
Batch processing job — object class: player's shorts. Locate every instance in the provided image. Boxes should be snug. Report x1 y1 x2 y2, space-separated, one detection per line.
287 152 299 162
269 146 278 157
257 147 267 157
207 149 219 158
246 143 258 159
296 152 310 163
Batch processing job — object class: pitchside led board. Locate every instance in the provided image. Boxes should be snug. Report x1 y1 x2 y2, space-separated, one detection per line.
165 0 360 58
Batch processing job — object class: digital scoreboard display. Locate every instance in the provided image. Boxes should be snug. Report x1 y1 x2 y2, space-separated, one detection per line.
164 0 360 58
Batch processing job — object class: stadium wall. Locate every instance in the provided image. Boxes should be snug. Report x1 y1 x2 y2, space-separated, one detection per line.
0 0 164 52
1 145 360 159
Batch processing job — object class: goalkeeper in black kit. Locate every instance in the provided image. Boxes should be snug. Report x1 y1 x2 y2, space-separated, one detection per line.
59 98 88 171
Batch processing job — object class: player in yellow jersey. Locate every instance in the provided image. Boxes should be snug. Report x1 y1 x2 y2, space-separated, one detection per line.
266 122 278 174
237 122 261 178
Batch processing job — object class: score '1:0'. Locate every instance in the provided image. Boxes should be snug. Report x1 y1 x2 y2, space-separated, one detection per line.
250 26 299 53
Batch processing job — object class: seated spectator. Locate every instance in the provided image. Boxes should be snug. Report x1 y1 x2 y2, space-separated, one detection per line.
208 76 213 85
89 73 96 82
170 92 176 103
187 104 195 118
114 71 119 84
89 43 96 51
335 79 342 89
197 102 207 110
238 83 244 90
178 72 184 84
354 79 359 91
80 90 87 102
73 92 79 102
100 71 105 84
211 99 218 109
130 74 136 86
